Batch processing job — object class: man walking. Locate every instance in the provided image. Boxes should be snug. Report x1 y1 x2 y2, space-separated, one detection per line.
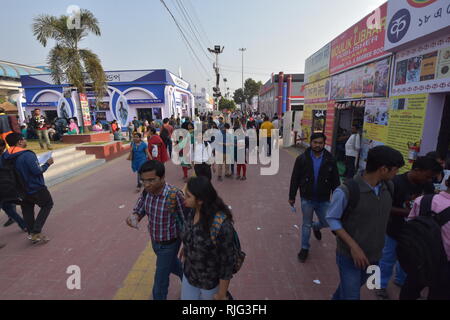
326 146 405 300
30 109 52 150
289 133 340 262
375 156 441 299
344 126 361 179
126 160 185 300
260 116 275 157
1 133 54 244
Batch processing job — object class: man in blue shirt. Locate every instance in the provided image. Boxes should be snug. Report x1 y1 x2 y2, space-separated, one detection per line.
326 146 405 300
289 133 340 262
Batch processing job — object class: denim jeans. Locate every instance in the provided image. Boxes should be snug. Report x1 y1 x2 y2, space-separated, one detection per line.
1 202 27 230
181 274 219 300
300 199 330 250
332 253 377 300
151 239 183 300
379 235 407 289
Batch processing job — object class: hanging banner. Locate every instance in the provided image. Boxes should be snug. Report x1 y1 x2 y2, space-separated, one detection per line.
385 0 450 51
392 35 450 96
386 94 428 171
360 95 428 172
330 3 389 75
305 43 331 83
79 93 91 126
304 77 331 104
331 57 390 100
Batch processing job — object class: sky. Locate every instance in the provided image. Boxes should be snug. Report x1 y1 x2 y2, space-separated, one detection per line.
0 0 386 95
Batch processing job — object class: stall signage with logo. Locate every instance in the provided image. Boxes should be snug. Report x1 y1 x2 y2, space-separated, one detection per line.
385 0 450 50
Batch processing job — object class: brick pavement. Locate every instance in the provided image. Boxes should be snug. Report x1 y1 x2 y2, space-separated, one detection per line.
0 147 401 300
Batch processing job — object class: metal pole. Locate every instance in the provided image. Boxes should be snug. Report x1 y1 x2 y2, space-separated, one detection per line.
239 48 246 111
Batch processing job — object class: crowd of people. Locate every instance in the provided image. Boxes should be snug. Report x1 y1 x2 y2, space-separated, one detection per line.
1 106 449 301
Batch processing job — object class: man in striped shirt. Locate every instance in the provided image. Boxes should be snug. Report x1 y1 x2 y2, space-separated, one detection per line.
126 160 185 300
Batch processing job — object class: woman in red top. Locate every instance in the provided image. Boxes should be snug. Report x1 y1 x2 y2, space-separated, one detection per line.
147 127 169 163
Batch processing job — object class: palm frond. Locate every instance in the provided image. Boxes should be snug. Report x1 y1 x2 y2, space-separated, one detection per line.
79 49 107 98
32 15 60 47
80 9 101 36
47 44 68 84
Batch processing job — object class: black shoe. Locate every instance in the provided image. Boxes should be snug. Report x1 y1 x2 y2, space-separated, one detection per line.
3 218 15 227
297 249 309 263
313 227 322 241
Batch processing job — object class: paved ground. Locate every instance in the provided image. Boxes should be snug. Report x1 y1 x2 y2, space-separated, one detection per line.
0 146 401 300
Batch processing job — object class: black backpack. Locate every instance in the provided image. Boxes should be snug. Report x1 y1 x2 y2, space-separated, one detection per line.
396 194 450 287
0 153 29 204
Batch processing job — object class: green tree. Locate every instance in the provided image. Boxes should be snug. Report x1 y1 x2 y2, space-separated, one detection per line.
244 78 263 104
219 98 236 111
32 9 107 101
233 88 245 105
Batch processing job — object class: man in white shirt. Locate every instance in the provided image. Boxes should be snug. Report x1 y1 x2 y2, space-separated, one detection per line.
344 126 361 179
193 131 213 181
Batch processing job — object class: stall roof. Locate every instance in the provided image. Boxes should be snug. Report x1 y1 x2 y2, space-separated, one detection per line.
0 61 46 79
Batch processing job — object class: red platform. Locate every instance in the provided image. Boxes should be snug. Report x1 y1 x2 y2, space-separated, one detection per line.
76 141 131 161
62 132 111 144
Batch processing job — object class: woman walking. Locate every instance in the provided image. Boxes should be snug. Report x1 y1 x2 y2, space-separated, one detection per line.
128 133 150 192
180 176 236 300
147 127 169 163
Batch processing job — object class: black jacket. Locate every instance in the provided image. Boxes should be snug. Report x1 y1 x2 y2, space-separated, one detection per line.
289 148 340 202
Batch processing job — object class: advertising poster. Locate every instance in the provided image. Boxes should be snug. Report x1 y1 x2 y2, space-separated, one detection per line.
420 51 438 81
96 112 107 121
302 103 328 142
437 46 450 79
331 57 390 100
304 78 331 104
330 2 388 75
406 56 423 83
362 63 376 96
331 73 346 100
395 60 408 85
391 35 450 96
79 93 92 127
386 94 428 171
374 58 390 97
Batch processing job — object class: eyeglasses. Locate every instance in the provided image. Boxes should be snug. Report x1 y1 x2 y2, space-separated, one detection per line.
140 178 160 185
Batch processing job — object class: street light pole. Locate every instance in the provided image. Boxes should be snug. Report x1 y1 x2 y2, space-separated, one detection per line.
239 48 246 111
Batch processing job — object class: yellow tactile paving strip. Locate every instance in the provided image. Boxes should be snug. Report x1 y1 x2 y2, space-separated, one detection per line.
113 243 156 300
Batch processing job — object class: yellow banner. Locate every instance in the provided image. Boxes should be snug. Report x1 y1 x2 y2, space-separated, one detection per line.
386 94 428 172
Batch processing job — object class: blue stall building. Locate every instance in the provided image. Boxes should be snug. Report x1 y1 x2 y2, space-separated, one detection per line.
18 69 195 127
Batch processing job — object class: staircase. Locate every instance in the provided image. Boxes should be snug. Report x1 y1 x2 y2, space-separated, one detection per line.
43 146 106 187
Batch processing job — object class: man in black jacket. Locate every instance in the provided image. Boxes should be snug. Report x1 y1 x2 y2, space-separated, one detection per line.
289 133 340 262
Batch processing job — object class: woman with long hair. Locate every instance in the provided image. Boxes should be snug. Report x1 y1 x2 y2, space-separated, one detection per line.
180 176 236 300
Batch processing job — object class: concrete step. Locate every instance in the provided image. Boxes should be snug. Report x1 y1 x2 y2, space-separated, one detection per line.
45 158 106 188
44 153 98 180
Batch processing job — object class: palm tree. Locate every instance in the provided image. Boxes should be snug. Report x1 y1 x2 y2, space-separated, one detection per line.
32 9 107 119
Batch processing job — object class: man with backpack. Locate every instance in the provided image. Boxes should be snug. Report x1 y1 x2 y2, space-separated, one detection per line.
397 175 450 300
326 146 405 300
376 156 442 299
0 138 28 232
0 133 54 244
125 160 185 300
289 133 341 263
